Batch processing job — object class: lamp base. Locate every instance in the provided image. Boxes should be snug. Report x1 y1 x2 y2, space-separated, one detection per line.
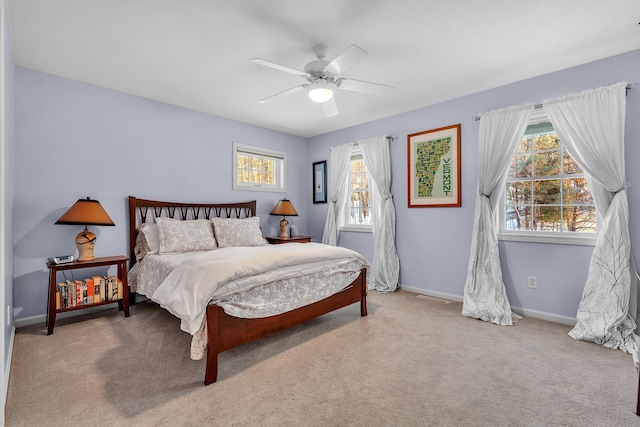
75 227 96 262
279 218 289 239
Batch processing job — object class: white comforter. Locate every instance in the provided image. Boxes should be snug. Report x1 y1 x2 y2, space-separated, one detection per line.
151 243 369 335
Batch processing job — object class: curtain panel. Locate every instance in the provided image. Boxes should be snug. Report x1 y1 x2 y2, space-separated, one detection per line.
462 104 534 325
321 144 352 246
543 82 639 356
359 136 400 292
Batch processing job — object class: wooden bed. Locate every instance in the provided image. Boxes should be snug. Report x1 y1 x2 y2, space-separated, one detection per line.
128 196 368 385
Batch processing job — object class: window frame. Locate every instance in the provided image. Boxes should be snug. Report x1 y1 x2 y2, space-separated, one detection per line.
232 142 286 193
341 151 373 233
497 111 597 246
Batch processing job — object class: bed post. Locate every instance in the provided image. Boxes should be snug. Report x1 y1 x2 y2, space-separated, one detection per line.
636 369 640 415
128 196 138 268
204 305 220 385
360 268 368 317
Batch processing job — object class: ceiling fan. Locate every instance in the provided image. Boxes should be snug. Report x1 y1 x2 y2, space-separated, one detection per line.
250 44 393 117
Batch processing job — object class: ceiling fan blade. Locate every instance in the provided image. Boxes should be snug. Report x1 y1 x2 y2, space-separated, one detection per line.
258 85 308 103
250 58 309 77
337 78 394 95
325 44 367 76
321 97 339 117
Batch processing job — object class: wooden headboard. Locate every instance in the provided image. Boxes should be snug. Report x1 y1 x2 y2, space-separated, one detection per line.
128 196 257 267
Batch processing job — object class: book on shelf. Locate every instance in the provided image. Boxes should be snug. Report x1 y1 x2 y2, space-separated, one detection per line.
75 280 84 306
91 276 103 303
92 276 101 303
55 282 64 310
100 276 107 302
66 280 75 307
59 282 69 309
107 276 121 301
86 278 94 303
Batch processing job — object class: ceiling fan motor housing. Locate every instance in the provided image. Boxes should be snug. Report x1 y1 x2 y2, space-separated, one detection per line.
304 60 335 82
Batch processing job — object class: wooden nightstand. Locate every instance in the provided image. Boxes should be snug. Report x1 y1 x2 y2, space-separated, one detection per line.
266 235 312 244
46 255 129 335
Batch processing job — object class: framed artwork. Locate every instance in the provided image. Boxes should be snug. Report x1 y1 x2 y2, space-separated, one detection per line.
313 160 327 204
407 124 461 207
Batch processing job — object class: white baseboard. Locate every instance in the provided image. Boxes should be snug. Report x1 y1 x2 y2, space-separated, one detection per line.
2 325 15 426
510 306 576 326
400 285 463 303
14 304 118 329
399 284 576 326
14 294 149 329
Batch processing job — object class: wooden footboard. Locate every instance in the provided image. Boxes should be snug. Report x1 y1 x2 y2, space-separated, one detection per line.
204 268 367 385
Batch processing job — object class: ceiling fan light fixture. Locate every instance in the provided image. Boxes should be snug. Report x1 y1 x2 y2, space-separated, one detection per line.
308 84 333 103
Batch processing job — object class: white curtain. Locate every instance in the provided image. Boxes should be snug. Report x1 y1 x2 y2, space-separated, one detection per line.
462 103 534 325
543 82 639 355
359 136 400 292
322 144 352 246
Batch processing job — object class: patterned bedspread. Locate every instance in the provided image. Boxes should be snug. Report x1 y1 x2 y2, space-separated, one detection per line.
129 243 369 359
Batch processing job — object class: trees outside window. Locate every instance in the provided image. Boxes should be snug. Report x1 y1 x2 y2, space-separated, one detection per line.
346 154 372 228
233 143 286 193
503 120 596 236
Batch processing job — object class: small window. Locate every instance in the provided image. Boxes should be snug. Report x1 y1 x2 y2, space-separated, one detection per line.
343 153 373 231
233 143 286 193
499 115 597 245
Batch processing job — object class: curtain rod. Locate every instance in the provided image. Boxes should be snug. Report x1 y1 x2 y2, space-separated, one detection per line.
331 135 397 150
355 135 398 145
472 82 638 121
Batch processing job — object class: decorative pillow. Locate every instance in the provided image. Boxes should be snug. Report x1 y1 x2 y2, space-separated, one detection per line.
212 216 267 248
134 228 151 261
140 223 160 253
134 223 159 261
156 217 217 254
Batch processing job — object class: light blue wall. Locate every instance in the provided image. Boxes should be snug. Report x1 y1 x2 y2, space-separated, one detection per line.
3 0 15 372
308 49 640 320
13 67 308 320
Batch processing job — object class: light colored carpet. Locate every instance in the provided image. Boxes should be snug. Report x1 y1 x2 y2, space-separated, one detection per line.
5 290 639 426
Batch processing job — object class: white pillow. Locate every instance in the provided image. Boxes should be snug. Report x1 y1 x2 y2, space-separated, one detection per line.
140 223 160 254
134 223 160 261
156 217 217 254
212 217 267 248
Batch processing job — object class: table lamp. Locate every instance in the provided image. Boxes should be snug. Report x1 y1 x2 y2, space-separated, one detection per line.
270 199 298 238
55 197 115 261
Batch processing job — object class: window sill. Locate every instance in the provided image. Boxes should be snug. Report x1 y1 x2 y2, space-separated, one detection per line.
498 231 596 246
340 226 373 233
232 184 285 193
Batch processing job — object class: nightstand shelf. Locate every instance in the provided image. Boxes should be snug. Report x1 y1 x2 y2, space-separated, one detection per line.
265 235 312 244
46 255 129 335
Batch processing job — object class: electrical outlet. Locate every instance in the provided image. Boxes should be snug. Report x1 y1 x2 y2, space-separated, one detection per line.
527 276 537 289
6 305 10 326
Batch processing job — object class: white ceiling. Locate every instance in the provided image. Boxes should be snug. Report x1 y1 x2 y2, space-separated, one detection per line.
7 1 640 138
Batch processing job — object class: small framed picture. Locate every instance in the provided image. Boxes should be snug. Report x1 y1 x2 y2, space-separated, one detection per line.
313 160 327 204
408 124 461 207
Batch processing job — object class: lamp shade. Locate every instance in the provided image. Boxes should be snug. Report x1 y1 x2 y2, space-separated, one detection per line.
270 199 298 217
55 197 115 226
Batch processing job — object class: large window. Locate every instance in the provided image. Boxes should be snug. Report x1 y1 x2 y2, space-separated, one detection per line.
233 143 286 192
499 116 597 244
343 153 372 230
